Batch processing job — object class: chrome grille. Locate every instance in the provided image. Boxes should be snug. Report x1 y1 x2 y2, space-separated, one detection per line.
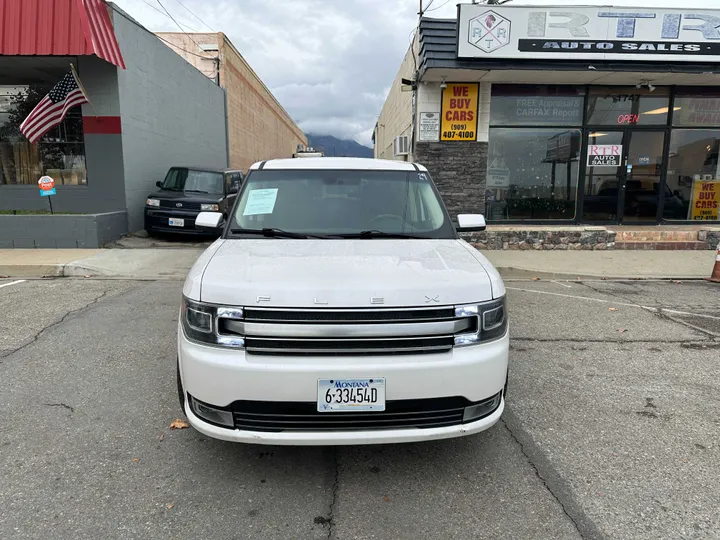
217 307 476 356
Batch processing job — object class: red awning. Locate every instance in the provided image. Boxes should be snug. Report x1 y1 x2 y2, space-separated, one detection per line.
0 0 126 69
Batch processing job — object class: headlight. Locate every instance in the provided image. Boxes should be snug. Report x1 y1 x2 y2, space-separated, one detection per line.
181 297 244 348
454 297 507 346
146 198 160 207
200 204 219 211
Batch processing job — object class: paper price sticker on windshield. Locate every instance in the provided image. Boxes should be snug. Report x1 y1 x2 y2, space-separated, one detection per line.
440 83 478 141
243 188 278 216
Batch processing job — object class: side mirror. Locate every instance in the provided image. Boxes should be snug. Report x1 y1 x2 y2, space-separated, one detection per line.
228 182 240 195
156 181 163 188
456 214 486 232
195 211 224 231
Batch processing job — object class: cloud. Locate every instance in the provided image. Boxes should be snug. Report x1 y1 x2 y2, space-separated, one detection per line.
112 0 711 146
113 0 432 146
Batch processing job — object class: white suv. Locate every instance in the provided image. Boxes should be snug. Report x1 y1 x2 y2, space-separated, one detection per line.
178 157 508 445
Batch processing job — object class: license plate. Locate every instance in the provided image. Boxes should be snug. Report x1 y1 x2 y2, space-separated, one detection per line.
317 378 386 412
169 218 185 227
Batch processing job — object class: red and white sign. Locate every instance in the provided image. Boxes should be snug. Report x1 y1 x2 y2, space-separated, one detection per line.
587 145 622 167
38 176 55 191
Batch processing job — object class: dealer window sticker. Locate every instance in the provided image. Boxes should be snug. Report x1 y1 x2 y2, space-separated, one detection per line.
243 188 279 216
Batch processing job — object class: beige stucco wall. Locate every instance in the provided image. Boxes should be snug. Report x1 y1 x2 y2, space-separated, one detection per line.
374 38 417 161
156 33 307 170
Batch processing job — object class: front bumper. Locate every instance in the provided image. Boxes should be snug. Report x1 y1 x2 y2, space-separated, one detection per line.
178 326 509 445
144 208 208 234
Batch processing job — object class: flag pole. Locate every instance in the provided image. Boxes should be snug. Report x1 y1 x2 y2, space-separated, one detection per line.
70 63 97 118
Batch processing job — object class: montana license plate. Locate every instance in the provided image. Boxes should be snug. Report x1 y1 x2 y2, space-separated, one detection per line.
317 378 386 412
169 218 185 227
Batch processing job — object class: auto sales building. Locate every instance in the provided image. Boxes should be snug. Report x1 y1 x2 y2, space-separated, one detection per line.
375 3 720 241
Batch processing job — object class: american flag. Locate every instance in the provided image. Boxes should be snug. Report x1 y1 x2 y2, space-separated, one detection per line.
19 71 90 145
77 0 127 69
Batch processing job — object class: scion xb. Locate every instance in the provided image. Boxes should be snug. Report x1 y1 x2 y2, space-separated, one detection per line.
178 157 508 445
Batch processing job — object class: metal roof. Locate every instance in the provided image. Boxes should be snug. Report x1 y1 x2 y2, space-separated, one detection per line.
0 0 93 56
418 17 720 76
0 0 125 68
249 157 427 172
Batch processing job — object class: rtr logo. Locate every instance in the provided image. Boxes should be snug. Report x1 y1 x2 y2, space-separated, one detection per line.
469 10 510 53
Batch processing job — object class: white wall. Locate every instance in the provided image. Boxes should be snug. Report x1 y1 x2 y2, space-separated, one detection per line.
374 39 416 161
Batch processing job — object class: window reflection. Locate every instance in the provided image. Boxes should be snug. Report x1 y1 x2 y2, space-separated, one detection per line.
486 128 581 220
586 87 670 126
0 84 86 186
666 130 720 220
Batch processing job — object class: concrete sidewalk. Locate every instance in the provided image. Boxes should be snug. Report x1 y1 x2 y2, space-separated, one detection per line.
0 247 718 280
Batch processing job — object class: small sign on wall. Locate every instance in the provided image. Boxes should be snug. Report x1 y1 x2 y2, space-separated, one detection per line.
587 145 622 167
440 83 478 141
418 112 440 142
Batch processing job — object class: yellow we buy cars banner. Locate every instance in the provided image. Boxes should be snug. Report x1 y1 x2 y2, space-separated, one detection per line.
689 180 720 221
441 83 478 141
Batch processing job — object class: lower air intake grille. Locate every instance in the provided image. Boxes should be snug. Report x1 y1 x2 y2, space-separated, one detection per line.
222 394 501 432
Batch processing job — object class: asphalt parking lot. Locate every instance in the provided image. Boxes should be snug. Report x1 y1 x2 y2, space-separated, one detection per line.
0 277 718 540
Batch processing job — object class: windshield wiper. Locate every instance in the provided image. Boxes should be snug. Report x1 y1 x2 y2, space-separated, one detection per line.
184 189 210 194
230 228 335 239
348 230 425 239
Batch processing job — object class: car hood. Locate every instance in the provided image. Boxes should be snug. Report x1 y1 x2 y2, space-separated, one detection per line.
147 190 222 204
184 239 504 308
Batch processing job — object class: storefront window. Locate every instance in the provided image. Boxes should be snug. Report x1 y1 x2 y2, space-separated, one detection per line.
0 83 87 186
666 130 720 221
586 87 670 126
673 89 720 127
490 85 585 126
486 128 581 221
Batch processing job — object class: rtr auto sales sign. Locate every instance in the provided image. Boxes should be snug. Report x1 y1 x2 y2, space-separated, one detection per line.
458 4 720 63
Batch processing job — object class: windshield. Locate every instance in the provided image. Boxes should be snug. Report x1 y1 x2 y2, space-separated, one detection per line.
229 170 455 238
161 168 224 194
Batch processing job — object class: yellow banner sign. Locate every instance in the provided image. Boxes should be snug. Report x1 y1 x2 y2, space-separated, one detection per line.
689 180 720 221
441 83 478 141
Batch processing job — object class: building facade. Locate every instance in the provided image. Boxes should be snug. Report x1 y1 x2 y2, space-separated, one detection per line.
156 32 307 171
376 4 720 227
0 1 228 246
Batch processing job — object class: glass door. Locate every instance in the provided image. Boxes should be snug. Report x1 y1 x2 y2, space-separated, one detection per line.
581 130 666 223
622 131 666 223
582 130 625 222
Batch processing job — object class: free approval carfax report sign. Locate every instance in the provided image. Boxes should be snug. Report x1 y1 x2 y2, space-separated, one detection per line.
458 4 720 62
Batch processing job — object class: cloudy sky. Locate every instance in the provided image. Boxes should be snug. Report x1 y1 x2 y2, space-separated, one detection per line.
112 0 710 147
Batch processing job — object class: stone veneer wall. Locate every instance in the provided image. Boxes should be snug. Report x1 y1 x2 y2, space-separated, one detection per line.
462 229 617 250
414 141 488 217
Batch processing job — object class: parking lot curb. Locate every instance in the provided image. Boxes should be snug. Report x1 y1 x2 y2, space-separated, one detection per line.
0 264 66 278
502 407 607 540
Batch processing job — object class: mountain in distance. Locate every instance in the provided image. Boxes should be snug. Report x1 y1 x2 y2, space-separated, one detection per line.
306 134 373 158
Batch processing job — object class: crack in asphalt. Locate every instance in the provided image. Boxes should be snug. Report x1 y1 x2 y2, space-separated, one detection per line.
579 282 720 339
0 289 111 361
44 402 74 413
328 447 339 540
501 415 606 540
512 337 712 343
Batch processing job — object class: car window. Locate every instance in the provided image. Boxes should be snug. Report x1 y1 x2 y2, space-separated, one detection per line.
230 169 455 238
162 168 223 194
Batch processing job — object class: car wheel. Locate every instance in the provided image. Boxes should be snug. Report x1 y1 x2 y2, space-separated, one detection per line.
177 358 186 414
146 228 158 238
